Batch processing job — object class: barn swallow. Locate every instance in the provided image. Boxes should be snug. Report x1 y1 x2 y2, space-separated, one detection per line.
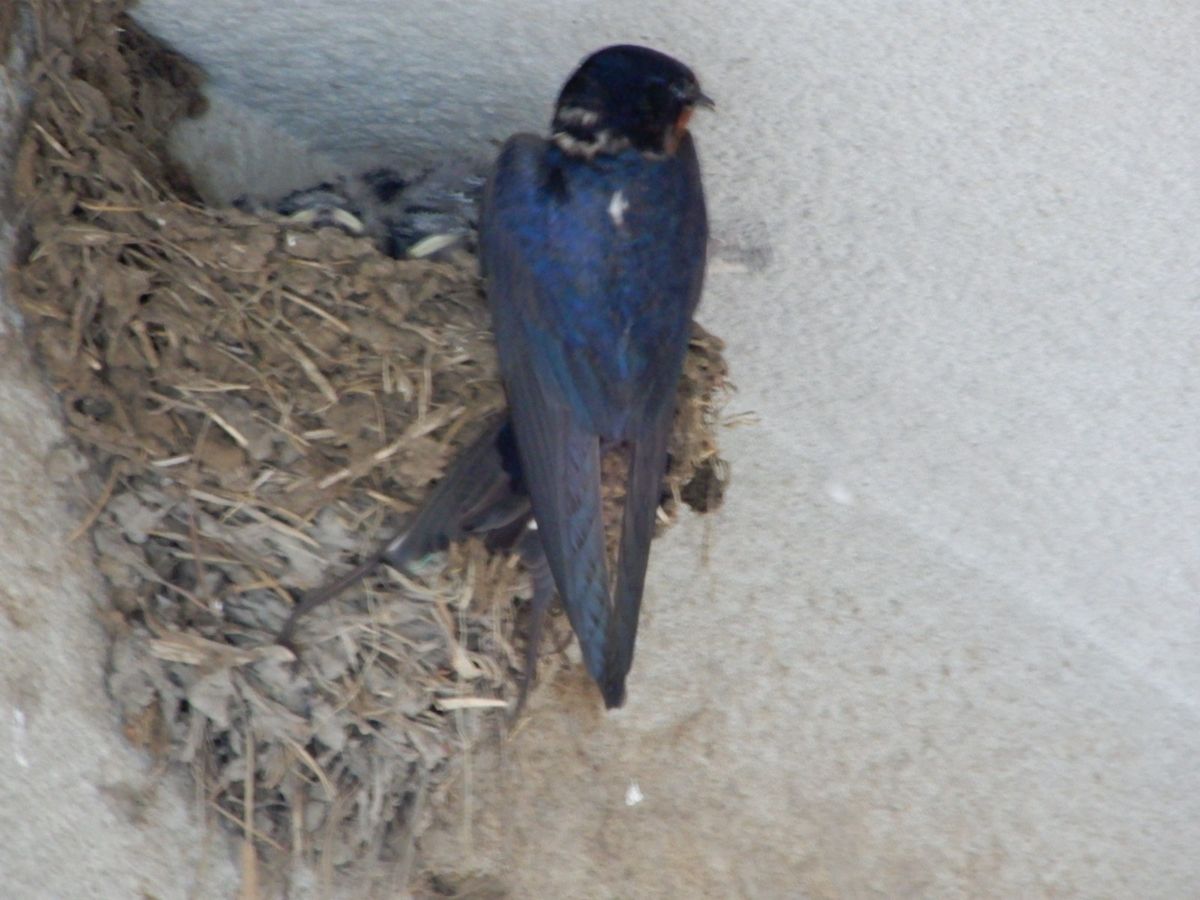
481 45 711 708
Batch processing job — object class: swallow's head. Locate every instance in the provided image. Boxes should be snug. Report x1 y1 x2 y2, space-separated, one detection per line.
552 44 713 159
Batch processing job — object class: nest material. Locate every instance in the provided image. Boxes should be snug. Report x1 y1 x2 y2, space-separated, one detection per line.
7 0 731 878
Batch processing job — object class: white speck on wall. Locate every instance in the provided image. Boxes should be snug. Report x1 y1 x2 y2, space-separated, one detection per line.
827 481 855 506
624 781 644 806
608 189 628 228
11 707 30 769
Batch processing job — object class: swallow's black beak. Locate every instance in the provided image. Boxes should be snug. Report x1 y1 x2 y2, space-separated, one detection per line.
694 90 716 111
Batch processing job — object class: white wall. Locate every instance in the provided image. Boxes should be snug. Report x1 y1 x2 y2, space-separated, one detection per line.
85 0 1200 893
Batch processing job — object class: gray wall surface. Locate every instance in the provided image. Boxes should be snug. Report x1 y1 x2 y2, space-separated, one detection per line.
4 0 1198 896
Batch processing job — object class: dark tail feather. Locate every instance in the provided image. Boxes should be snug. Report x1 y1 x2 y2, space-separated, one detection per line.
382 417 524 568
511 527 556 717
275 544 392 649
275 416 527 646
601 410 674 708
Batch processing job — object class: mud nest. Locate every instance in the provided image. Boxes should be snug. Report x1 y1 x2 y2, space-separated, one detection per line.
6 0 731 877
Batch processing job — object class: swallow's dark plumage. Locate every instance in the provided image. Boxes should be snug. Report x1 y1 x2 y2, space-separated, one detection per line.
275 46 710 711
481 45 710 708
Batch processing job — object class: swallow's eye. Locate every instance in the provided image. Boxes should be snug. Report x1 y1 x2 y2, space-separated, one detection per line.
669 82 694 102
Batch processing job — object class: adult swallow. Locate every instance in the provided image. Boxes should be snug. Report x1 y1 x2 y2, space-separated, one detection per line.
481 45 712 708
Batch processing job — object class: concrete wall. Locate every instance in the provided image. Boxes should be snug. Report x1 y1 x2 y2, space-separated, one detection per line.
5 0 1198 895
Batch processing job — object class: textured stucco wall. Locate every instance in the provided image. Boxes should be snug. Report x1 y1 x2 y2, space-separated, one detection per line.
4 0 1199 895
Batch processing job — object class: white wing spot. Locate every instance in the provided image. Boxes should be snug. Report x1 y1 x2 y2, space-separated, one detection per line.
608 190 629 228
